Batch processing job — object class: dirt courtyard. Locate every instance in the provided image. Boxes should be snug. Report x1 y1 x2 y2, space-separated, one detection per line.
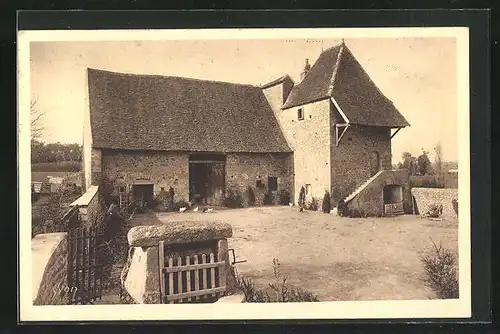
131 206 458 301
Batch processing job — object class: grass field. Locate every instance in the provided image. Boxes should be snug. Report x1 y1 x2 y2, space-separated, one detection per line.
131 206 458 301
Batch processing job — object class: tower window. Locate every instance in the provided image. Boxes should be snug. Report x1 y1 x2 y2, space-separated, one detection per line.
297 108 304 121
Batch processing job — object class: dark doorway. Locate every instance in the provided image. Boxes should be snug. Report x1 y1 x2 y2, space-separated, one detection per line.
132 184 154 208
370 151 381 177
383 184 403 204
189 154 226 205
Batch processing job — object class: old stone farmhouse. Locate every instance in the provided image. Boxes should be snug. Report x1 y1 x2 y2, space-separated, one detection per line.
82 41 412 216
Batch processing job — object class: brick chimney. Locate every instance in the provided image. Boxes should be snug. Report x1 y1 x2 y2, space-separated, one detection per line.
300 58 311 80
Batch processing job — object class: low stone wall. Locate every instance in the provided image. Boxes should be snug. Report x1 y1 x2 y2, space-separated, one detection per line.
32 233 69 305
412 187 459 221
346 169 412 217
122 221 236 304
70 185 105 228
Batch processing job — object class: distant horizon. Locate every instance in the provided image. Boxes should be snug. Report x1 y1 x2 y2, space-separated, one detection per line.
30 37 458 165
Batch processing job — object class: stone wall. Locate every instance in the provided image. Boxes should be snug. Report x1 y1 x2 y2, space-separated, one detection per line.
70 185 106 228
90 148 102 187
225 152 294 206
101 149 294 207
273 99 332 203
412 187 459 221
101 149 190 202
346 169 412 217
32 233 70 305
330 123 392 205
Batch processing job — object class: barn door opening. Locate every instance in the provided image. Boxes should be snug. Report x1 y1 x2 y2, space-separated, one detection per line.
383 184 404 216
189 153 226 205
132 183 154 209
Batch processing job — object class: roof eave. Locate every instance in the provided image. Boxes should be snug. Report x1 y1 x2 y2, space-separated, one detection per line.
281 96 331 110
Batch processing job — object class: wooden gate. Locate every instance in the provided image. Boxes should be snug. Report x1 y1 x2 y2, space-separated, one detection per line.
158 240 227 303
67 226 105 304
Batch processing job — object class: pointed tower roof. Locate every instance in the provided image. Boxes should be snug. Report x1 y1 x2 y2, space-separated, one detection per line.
282 42 410 128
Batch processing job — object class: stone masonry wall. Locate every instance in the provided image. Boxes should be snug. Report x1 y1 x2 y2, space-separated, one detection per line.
86 189 106 228
330 123 392 205
346 169 412 217
32 233 70 305
273 99 332 204
90 148 102 187
101 149 190 202
412 188 459 221
226 152 294 206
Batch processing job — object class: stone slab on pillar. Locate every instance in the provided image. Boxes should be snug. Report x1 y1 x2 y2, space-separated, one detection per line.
127 221 233 247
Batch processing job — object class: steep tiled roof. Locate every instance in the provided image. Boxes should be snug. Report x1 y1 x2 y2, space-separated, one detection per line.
282 45 342 110
282 43 410 128
88 69 292 153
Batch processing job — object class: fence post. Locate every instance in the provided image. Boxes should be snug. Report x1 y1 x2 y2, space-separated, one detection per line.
158 241 165 303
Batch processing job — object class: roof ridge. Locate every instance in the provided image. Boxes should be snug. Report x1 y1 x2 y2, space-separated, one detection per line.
87 67 259 88
260 74 293 89
327 42 345 96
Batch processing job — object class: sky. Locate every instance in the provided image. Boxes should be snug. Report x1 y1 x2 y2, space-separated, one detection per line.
29 36 458 164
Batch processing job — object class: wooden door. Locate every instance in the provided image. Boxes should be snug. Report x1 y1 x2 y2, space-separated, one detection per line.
207 163 225 205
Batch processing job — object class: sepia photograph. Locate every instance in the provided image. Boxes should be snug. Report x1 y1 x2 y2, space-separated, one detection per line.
18 27 471 321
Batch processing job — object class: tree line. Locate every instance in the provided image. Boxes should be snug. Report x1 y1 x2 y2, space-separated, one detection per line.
397 142 457 176
31 140 82 164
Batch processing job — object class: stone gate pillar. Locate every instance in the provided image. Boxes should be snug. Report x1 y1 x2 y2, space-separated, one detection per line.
121 220 235 304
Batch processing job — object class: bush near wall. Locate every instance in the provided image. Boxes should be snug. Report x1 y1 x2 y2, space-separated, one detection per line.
410 174 445 188
223 188 244 208
32 185 83 238
277 190 290 206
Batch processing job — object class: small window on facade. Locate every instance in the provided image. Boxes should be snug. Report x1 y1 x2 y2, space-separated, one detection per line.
256 180 264 188
305 184 312 196
161 187 165 191
268 177 278 191
297 108 304 120
119 186 125 193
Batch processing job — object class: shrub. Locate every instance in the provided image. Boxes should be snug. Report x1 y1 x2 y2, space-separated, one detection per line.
223 189 244 208
263 191 274 205
233 258 319 303
451 199 458 217
420 239 459 299
298 186 306 208
173 199 191 211
305 198 318 211
244 186 256 206
278 190 291 206
322 191 331 213
345 208 367 218
337 200 347 217
31 186 83 238
167 187 175 211
410 175 445 188
425 203 443 218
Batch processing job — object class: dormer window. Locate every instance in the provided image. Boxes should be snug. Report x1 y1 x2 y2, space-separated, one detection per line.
297 108 304 121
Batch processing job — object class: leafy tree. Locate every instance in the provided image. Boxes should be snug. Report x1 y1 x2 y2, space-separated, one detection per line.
417 150 431 176
31 140 82 163
398 152 418 176
434 141 443 175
